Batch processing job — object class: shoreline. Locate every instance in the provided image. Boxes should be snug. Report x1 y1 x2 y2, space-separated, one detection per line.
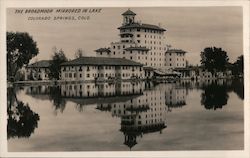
7 76 243 87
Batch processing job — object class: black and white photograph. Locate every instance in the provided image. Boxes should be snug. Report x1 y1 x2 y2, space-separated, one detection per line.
1 0 249 158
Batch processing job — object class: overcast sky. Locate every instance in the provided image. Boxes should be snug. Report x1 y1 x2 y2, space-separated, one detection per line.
7 7 243 65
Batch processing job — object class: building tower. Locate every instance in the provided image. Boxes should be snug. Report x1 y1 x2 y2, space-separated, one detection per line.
122 9 136 25
96 9 187 72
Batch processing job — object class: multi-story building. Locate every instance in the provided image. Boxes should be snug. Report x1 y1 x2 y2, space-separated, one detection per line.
25 60 51 80
165 49 187 69
60 56 144 81
96 9 187 71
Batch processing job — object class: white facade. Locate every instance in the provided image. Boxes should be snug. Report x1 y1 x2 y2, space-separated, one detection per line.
165 49 187 69
96 9 187 71
25 60 51 81
61 65 144 81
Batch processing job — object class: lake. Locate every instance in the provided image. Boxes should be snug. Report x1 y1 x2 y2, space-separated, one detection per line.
7 79 244 151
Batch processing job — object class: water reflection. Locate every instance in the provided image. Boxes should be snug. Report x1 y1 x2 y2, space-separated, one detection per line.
200 79 244 110
7 87 40 139
9 78 244 149
201 81 229 110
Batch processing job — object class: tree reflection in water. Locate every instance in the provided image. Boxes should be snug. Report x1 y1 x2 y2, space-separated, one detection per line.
7 87 40 139
200 79 244 110
48 86 66 115
231 79 244 100
201 80 228 110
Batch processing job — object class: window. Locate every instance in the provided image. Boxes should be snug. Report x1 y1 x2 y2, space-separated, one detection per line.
137 40 140 43
137 34 140 37
80 74 82 78
79 66 82 71
87 66 90 71
113 46 115 49
130 56 132 60
87 74 90 78
113 51 115 55
137 28 140 32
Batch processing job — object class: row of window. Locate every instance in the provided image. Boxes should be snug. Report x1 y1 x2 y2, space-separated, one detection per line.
65 82 141 90
144 34 163 39
64 72 142 78
121 28 164 34
166 58 185 61
166 52 185 56
167 63 185 67
111 50 167 57
144 40 162 45
63 65 141 71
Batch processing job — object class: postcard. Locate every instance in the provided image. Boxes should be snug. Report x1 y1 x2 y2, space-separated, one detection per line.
0 0 249 157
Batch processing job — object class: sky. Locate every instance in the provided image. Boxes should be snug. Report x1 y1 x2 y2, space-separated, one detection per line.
7 7 243 65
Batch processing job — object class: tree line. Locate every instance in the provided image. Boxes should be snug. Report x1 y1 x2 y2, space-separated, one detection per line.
200 47 243 76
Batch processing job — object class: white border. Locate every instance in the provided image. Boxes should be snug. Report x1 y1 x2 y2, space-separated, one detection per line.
0 0 249 158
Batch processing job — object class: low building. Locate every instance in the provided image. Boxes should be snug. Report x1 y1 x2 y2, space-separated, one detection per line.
197 68 233 80
60 57 144 81
25 60 51 80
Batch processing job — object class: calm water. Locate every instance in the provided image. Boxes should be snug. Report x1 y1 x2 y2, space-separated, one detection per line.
7 79 244 151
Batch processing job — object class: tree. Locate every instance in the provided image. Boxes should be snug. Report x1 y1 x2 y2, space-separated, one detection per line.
48 48 68 80
74 48 84 59
200 47 229 74
7 32 39 81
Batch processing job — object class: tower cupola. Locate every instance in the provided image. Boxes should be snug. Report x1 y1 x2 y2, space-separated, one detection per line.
122 9 136 25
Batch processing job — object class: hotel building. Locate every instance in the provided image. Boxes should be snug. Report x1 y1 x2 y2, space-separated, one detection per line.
96 9 187 71
25 60 51 80
60 57 143 81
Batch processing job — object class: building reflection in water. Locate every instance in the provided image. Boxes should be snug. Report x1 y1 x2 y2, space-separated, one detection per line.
21 79 244 149
26 85 66 114
57 81 188 149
